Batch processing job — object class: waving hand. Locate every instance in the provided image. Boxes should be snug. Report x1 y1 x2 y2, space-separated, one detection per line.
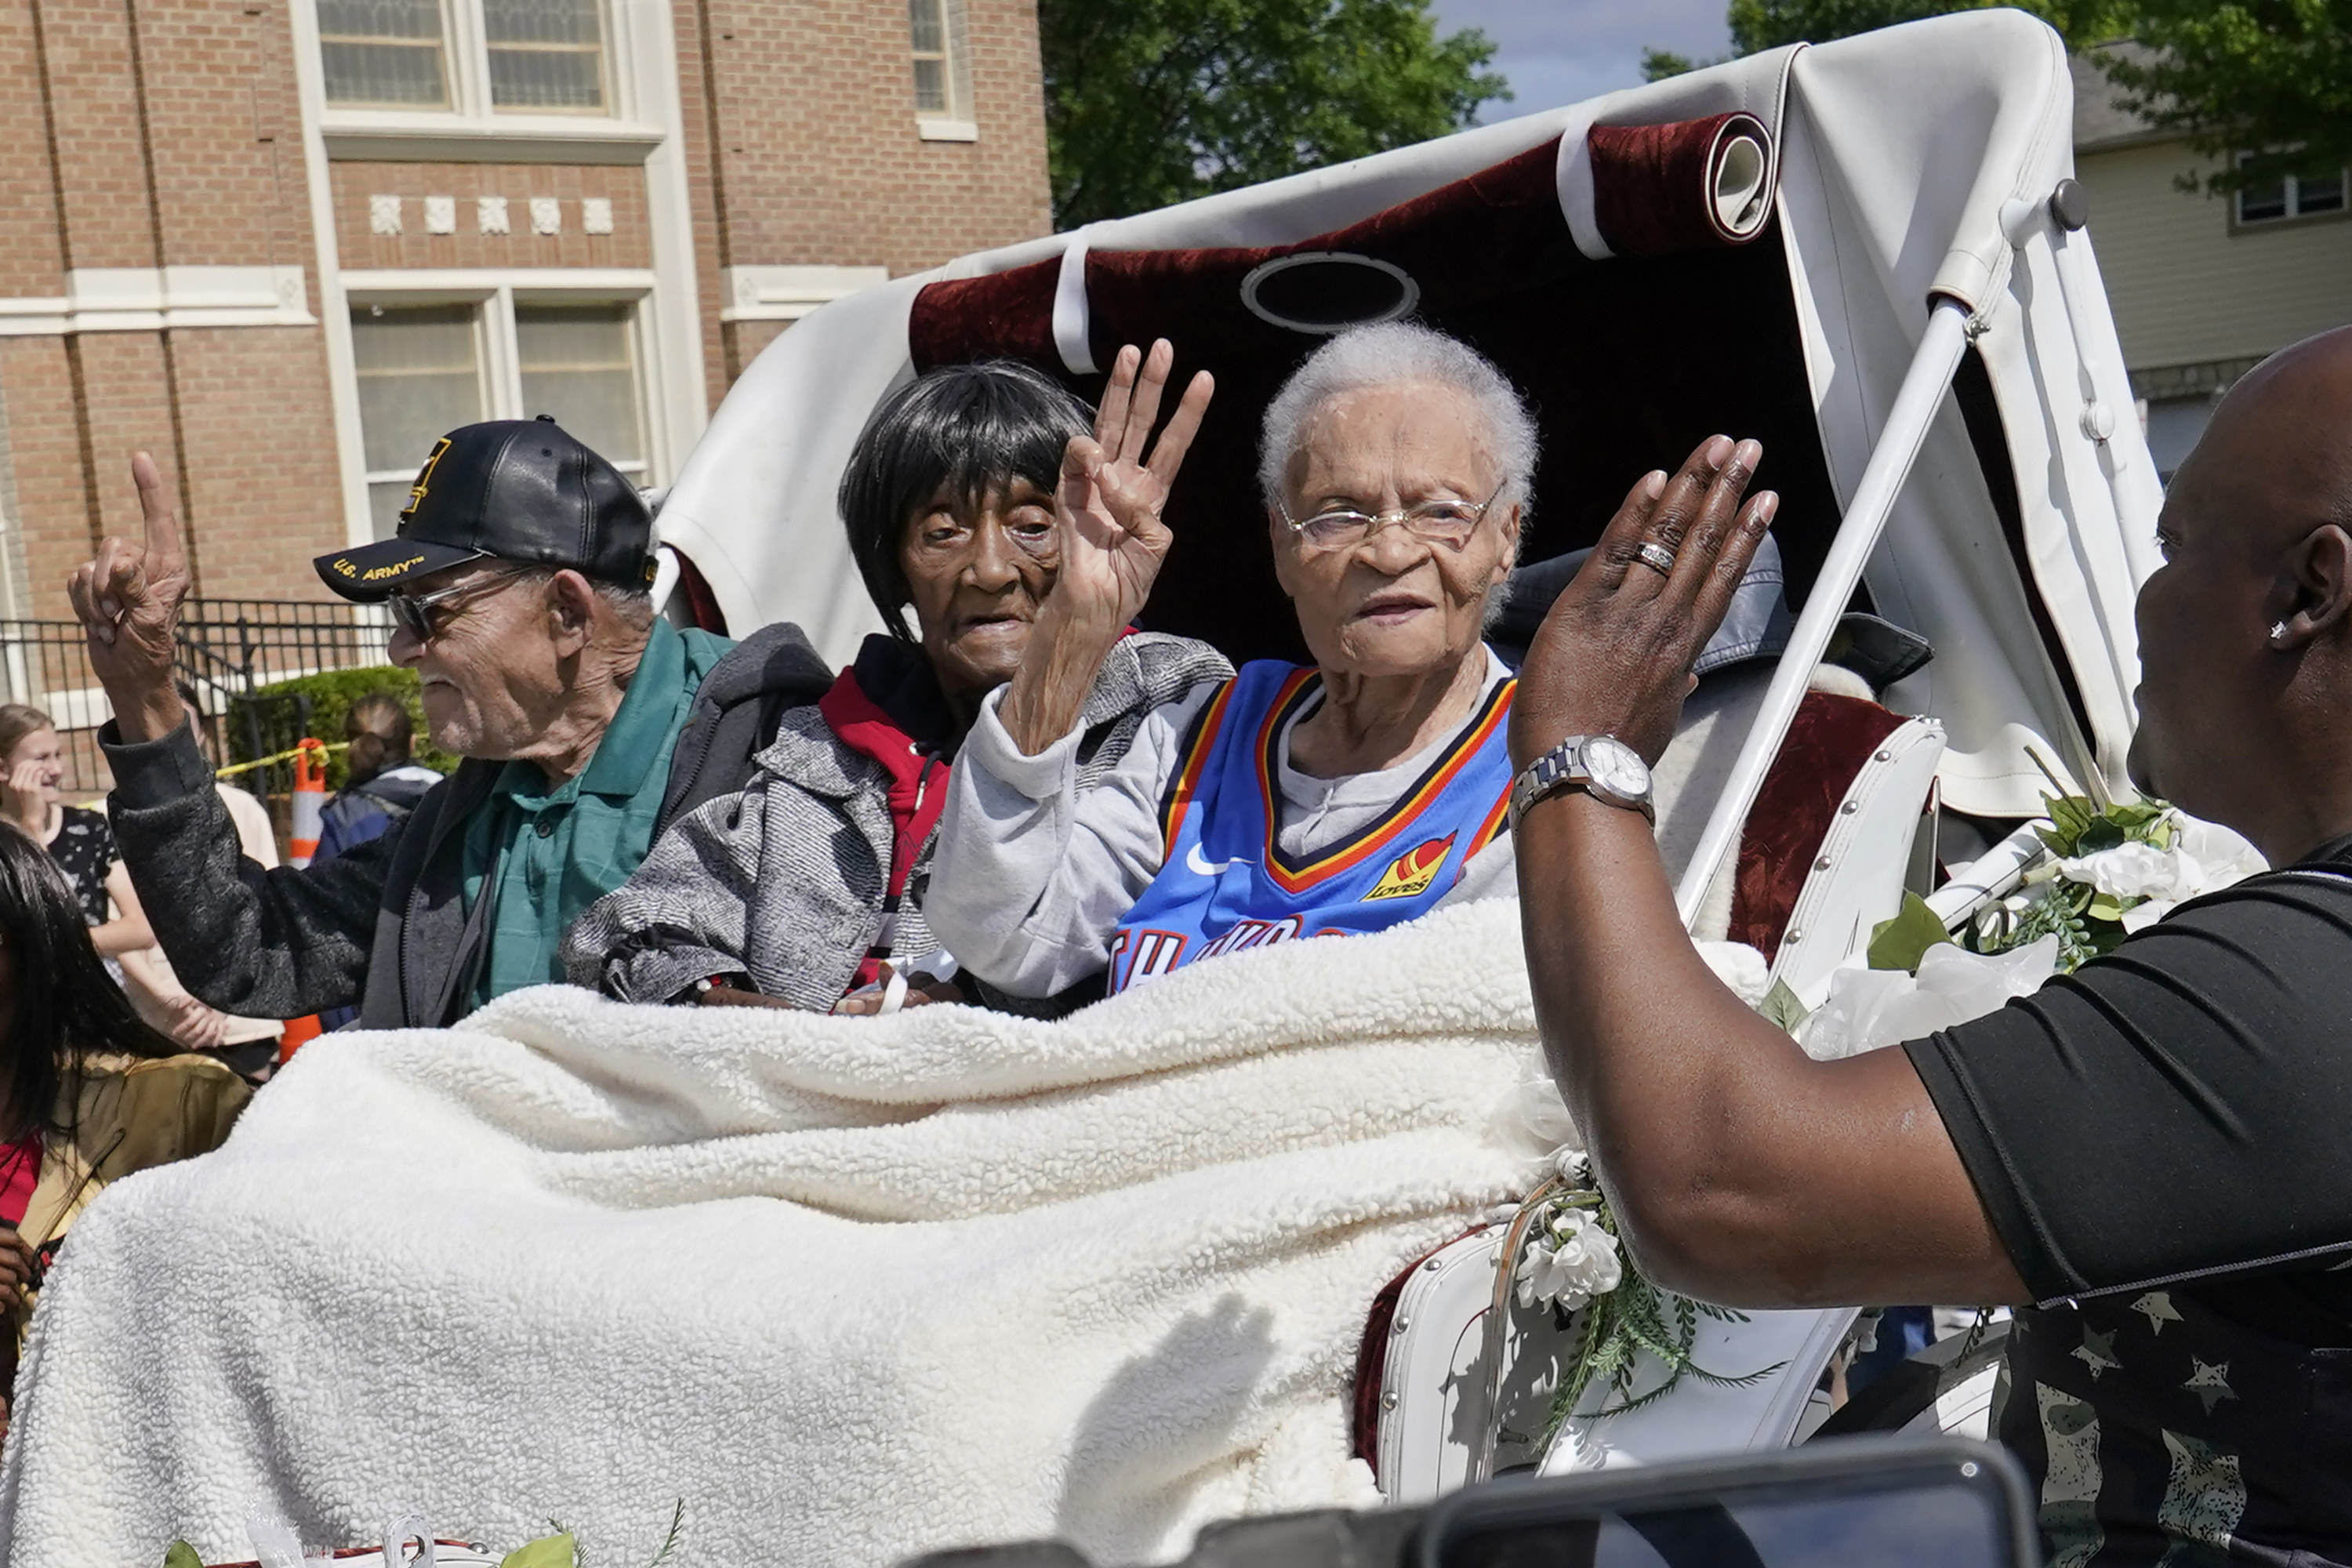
1000 340 1214 753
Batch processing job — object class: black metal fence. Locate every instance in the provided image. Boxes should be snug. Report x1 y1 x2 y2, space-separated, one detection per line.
0 601 395 811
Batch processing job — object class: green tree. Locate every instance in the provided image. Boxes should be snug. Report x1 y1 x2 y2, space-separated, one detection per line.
1723 0 2135 52
2096 1 2352 195
1040 0 1510 229
1643 0 2135 75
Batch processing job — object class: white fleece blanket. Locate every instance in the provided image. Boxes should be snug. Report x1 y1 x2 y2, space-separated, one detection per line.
0 901 1569 1568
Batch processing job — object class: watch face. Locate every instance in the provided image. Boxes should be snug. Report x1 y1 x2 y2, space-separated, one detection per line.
1581 737 1652 800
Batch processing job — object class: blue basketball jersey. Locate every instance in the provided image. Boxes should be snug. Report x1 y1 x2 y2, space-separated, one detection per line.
1107 659 1516 995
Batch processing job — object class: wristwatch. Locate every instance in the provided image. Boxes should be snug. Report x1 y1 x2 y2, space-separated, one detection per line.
1508 734 1656 829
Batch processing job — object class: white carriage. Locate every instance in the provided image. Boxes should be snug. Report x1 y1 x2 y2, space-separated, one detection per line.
649 3 2154 1513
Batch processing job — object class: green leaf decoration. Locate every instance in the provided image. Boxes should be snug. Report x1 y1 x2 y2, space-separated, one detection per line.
2075 819 2125 853
1867 892 1952 973
501 1535 577 1568
1756 978 1810 1034
165 1543 203 1568
1530 1192 1780 1445
644 1500 686 1568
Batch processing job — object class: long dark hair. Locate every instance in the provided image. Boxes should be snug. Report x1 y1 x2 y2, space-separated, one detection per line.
837 360 1091 641
0 826 176 1143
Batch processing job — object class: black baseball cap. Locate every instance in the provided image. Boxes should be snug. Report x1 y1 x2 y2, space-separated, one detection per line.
314 416 657 601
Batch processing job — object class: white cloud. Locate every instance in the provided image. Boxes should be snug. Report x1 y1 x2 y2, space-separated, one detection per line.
1430 0 1735 121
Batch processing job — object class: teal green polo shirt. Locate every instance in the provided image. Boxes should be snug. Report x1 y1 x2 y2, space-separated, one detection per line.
461 618 733 1007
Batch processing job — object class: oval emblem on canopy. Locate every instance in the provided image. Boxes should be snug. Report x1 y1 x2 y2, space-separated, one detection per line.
1240 252 1421 335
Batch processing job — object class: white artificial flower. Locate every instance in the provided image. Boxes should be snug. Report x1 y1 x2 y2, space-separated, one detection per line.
2057 840 2183 901
1514 1208 1624 1311
2121 898 2175 933
1796 936 2060 1061
1488 1049 1584 1169
2168 817 2267 899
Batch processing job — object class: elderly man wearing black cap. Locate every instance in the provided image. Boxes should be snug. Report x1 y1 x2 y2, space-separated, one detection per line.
68 420 829 1029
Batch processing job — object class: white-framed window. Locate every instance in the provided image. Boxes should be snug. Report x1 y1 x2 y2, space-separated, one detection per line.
2234 152 2348 226
318 0 452 107
352 302 487 537
349 291 647 539
514 302 646 477
319 0 610 115
909 0 974 132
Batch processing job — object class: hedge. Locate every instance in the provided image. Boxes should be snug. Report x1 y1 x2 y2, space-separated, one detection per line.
230 666 461 791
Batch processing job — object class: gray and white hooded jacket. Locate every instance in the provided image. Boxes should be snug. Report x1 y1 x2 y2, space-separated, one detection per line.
563 630 1232 1011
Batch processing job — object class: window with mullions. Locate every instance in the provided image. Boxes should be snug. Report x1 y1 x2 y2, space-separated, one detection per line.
909 0 971 121
516 305 644 477
351 303 485 539
2235 152 2349 226
318 0 608 114
319 0 451 107
484 0 607 113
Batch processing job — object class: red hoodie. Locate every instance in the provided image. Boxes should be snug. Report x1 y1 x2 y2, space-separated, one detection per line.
816 665 950 993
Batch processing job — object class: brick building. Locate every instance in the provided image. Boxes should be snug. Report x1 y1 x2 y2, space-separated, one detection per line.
0 0 1053 617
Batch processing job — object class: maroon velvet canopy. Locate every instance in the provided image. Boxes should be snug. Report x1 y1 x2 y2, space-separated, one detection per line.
908 124 1837 665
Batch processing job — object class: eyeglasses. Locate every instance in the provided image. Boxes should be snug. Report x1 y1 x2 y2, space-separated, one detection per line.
1279 481 1508 552
387 564 535 642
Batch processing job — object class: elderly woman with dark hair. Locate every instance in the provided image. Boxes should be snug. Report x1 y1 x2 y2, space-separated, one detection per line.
563 358 1229 1011
925 322 1534 999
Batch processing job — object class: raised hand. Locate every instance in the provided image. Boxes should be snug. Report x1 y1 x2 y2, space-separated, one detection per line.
1000 340 1214 753
66 452 194 742
1510 435 1778 769
0 759 49 833
1050 340 1214 641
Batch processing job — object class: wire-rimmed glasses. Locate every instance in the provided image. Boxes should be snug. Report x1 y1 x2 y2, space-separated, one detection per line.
1278 481 1508 552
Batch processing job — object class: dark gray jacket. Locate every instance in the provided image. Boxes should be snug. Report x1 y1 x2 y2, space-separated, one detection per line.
564 631 1232 1011
103 622 835 1031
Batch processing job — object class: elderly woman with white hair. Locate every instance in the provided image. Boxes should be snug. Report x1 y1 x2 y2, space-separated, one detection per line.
924 321 1534 1000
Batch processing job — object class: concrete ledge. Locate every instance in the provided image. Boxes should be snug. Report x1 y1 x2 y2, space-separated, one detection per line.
0 267 315 336
719 263 891 323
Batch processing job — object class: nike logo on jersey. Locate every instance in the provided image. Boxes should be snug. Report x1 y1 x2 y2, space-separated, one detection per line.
1186 843 1249 877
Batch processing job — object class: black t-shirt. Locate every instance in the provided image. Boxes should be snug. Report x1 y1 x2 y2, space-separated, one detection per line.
45 804 117 927
1907 831 2352 1328
1907 832 2352 1565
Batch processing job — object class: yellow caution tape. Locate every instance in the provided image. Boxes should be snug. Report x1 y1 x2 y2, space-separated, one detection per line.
212 739 350 780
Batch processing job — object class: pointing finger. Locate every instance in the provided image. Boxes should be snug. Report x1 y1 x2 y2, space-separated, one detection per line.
129 451 187 572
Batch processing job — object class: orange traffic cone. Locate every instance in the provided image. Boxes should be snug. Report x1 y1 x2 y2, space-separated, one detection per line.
278 1011 322 1063
281 739 330 1061
288 738 328 867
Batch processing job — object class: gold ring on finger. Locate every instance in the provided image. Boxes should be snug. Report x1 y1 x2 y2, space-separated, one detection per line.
1635 540 1678 575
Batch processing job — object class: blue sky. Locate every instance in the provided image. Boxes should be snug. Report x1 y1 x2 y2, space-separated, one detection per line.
1427 0 1736 121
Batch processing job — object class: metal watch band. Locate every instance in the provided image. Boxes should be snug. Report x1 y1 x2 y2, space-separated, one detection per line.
1507 735 1656 829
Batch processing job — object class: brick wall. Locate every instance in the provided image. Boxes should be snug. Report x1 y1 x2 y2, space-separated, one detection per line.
2 0 1056 611
674 0 1054 398
0 0 342 613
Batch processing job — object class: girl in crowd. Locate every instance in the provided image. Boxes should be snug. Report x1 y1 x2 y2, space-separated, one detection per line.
564 359 1229 1012
0 704 151 960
